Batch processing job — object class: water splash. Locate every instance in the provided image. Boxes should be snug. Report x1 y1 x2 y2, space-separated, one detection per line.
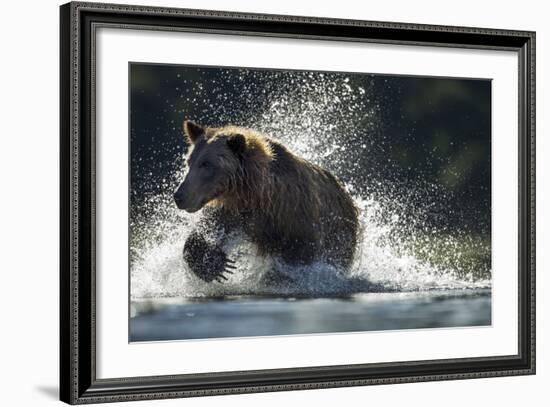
130 67 491 299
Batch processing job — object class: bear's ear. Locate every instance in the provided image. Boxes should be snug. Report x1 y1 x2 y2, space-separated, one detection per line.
183 120 205 144
226 133 247 156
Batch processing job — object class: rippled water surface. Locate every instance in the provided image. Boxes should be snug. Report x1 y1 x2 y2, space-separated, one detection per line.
130 289 491 341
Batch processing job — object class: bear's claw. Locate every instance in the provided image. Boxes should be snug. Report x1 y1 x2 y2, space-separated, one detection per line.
214 276 227 283
183 238 236 283
222 259 237 278
205 254 236 284
216 258 236 282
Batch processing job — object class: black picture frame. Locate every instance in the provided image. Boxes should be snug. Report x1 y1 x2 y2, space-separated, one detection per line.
60 1 536 404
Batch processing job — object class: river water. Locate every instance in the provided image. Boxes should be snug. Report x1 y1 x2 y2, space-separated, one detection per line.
130 289 491 341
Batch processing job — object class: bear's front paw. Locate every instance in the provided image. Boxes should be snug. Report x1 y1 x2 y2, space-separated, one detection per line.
184 241 236 283
201 248 237 283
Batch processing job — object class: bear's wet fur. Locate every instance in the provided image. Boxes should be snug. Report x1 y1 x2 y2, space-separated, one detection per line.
174 120 359 283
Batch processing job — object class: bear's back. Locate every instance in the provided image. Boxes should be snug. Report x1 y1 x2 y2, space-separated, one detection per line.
254 137 359 268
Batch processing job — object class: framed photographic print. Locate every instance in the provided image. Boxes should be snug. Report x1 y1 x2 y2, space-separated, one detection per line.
60 1 536 404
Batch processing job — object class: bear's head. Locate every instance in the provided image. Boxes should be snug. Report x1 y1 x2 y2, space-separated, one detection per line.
174 120 273 213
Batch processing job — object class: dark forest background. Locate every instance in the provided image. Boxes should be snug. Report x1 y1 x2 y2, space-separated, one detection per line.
130 63 491 237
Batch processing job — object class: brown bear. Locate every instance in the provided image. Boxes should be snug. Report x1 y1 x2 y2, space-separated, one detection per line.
174 120 359 283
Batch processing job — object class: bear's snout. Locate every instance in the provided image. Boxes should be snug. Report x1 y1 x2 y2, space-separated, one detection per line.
174 193 185 210
174 183 204 213
174 185 189 210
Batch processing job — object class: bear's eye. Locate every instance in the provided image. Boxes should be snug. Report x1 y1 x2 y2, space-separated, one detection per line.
199 161 212 169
